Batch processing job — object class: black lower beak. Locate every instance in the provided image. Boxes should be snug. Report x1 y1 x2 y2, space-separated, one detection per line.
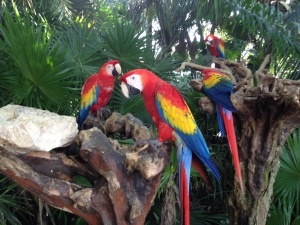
127 83 140 96
112 68 119 76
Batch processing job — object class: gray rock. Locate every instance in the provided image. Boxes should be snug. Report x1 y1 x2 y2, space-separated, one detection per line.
0 105 78 154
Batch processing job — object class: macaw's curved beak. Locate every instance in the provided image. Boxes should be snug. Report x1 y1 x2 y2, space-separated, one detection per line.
112 63 122 76
120 82 141 98
205 40 213 46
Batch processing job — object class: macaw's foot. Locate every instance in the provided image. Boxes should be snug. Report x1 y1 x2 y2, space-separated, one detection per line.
80 115 95 130
134 139 163 154
95 107 111 121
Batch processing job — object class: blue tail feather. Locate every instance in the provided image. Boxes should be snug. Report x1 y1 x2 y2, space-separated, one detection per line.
216 105 226 137
78 107 90 128
177 141 193 191
200 157 220 181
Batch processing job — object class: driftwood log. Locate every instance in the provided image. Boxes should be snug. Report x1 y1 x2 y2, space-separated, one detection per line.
176 55 300 225
0 112 171 225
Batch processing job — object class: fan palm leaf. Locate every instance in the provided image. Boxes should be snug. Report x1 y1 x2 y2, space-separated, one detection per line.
0 176 33 225
57 21 107 81
273 129 300 204
267 128 300 224
0 6 78 114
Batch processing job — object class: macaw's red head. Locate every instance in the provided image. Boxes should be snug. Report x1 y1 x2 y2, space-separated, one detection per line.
204 34 225 58
98 60 122 77
119 69 160 98
204 34 218 48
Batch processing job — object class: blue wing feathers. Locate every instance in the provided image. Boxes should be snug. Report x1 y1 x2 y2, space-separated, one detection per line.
155 84 220 181
200 157 220 181
176 128 210 159
78 86 100 127
216 42 225 59
203 82 236 113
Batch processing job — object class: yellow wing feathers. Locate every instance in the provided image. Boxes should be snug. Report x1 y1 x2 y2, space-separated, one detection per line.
80 86 98 109
156 93 196 134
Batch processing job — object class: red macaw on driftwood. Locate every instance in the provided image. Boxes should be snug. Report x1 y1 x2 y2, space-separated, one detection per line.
78 60 121 128
120 69 220 225
204 34 225 68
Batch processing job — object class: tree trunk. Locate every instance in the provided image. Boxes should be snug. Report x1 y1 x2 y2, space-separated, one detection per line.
177 56 300 225
228 75 300 225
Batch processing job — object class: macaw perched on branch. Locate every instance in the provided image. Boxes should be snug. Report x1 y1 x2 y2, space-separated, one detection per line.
201 68 243 191
78 60 121 128
120 69 220 225
204 34 225 68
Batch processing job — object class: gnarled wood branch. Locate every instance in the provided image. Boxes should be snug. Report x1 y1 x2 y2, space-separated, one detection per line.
0 113 171 225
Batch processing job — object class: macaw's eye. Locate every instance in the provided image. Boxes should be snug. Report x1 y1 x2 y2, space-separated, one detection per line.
132 76 135 80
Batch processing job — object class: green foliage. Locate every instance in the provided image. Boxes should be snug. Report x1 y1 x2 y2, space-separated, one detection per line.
157 148 177 197
0 6 79 114
0 0 300 224
96 17 148 71
0 48 16 107
58 21 107 81
74 176 93 188
198 0 300 78
0 177 32 225
267 128 300 225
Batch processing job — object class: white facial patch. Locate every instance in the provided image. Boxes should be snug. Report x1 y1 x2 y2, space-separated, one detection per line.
106 64 114 75
126 74 144 92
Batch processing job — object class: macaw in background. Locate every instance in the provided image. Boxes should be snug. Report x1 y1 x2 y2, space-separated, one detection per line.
78 60 122 128
204 34 225 68
120 69 220 225
201 68 243 191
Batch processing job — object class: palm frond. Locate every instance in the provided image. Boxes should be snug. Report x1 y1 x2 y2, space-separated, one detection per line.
267 128 300 224
0 176 33 225
267 199 293 225
273 129 300 204
57 21 107 82
96 16 150 72
0 6 79 114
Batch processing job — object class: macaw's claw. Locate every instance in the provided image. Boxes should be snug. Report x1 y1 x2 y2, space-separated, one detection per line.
95 107 111 121
134 139 163 153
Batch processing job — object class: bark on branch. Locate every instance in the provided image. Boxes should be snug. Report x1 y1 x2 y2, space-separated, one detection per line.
0 113 171 225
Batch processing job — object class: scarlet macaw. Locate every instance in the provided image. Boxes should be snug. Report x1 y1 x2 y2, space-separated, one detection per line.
201 68 243 191
120 69 220 225
204 34 225 68
78 60 121 128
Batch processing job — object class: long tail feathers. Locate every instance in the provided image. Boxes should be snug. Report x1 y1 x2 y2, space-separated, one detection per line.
200 157 220 182
178 142 192 225
216 105 226 136
191 155 213 190
220 106 243 191
78 107 89 128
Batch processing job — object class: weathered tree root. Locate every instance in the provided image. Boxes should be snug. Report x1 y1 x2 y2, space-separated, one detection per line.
0 113 171 225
